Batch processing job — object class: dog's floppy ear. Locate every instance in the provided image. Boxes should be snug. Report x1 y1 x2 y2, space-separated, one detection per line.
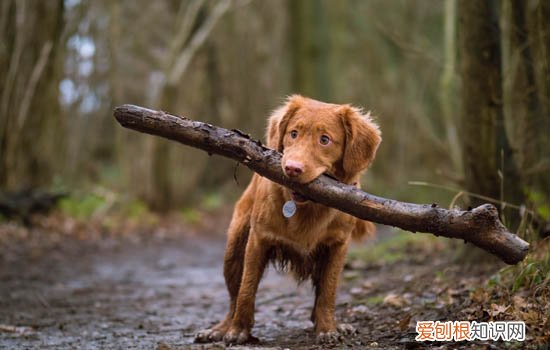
339 105 381 176
266 95 302 152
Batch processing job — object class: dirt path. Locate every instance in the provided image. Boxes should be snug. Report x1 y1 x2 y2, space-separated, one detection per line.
0 220 538 349
0 229 358 350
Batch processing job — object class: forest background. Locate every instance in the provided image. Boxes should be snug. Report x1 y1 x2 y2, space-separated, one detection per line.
0 0 548 236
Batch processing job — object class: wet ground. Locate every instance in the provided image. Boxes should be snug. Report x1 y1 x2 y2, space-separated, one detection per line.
0 215 544 349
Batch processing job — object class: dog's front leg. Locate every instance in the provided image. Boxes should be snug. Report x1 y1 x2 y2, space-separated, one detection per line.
312 240 355 343
223 230 268 344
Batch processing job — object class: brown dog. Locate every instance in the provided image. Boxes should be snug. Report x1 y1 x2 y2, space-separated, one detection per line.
195 95 381 344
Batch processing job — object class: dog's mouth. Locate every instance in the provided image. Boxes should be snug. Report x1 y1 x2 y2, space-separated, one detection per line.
291 191 309 203
288 172 336 204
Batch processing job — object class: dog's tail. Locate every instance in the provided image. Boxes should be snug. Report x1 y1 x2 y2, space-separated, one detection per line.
351 219 376 241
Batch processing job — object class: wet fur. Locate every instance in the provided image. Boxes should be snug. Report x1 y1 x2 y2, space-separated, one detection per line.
195 95 382 344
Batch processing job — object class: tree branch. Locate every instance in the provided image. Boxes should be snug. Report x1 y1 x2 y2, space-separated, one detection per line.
167 0 232 86
17 41 53 132
113 104 529 265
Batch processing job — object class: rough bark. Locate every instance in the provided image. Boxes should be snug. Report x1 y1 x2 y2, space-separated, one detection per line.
458 0 524 227
113 104 529 265
503 0 550 222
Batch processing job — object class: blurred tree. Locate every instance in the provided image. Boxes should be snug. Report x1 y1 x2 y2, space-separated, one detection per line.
109 0 289 210
502 0 550 221
349 1 457 202
1 0 544 218
63 1 114 182
0 0 65 190
148 0 232 210
439 0 462 176
289 0 331 101
458 0 524 227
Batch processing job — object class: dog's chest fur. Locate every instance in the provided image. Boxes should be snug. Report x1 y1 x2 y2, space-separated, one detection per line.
253 182 350 256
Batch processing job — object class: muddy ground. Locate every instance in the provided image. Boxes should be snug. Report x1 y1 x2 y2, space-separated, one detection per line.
0 213 545 349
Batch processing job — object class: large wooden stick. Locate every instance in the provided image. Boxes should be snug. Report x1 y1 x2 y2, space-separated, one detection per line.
113 104 529 264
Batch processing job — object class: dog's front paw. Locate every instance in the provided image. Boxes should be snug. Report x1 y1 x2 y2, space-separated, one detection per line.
316 324 357 344
194 329 212 343
337 323 357 335
223 326 258 345
194 328 225 343
316 330 342 344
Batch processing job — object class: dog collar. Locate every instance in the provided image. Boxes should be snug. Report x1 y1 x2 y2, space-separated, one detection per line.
282 175 357 218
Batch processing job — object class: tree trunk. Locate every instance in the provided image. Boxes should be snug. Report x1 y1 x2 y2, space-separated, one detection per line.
527 1 550 212
289 0 331 101
503 0 544 189
113 104 530 265
0 0 65 190
503 0 550 224
458 0 524 228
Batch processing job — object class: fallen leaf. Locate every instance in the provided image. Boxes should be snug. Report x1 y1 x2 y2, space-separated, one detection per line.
398 313 412 331
488 303 510 317
512 295 528 309
383 293 408 307
361 280 375 290
470 287 489 304
0 324 33 334
521 310 540 324
156 343 172 350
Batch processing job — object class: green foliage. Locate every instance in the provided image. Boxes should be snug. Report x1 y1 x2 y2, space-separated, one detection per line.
123 199 149 219
179 192 225 224
487 273 502 288
366 295 385 305
491 244 549 293
348 229 439 264
201 192 223 210
58 189 151 221
59 193 107 219
513 189 550 241
180 208 202 225
527 189 550 221
56 185 225 226
348 236 404 264
510 261 547 293
434 270 446 281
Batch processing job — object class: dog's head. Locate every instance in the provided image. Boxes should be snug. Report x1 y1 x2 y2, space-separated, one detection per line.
267 95 381 193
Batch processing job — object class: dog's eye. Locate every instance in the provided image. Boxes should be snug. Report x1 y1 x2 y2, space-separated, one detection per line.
319 135 331 145
290 130 298 139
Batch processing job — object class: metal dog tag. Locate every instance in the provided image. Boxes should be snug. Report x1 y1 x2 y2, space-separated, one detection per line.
282 200 297 218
